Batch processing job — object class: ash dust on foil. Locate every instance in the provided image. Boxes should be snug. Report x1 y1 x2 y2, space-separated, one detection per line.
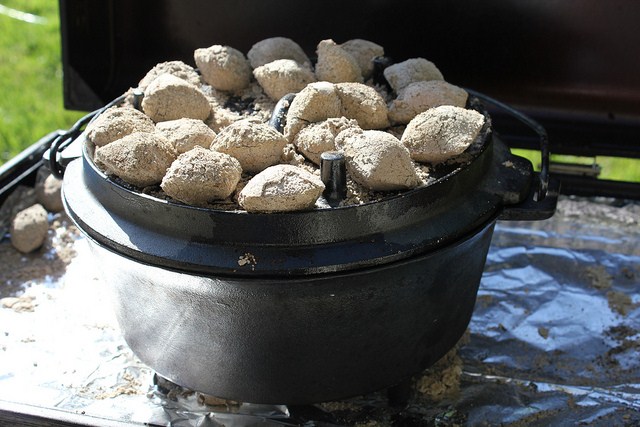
0 194 639 425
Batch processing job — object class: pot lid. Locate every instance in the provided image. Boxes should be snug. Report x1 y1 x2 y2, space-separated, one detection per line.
62 99 537 276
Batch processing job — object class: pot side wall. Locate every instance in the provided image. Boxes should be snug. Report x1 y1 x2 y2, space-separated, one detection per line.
89 219 496 404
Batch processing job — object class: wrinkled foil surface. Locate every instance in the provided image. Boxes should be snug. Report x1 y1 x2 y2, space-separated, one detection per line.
0 196 638 426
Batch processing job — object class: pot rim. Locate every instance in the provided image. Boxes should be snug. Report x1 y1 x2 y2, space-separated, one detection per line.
81 96 493 216
62 96 536 276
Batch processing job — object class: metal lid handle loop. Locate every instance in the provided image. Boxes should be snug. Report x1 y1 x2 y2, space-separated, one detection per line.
465 88 550 201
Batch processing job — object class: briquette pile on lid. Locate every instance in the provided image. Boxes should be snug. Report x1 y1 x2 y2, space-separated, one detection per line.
85 37 485 212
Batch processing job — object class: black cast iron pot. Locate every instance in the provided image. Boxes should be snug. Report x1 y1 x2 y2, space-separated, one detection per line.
57 92 558 404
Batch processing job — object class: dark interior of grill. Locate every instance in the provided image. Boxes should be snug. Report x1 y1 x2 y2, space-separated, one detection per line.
60 0 640 167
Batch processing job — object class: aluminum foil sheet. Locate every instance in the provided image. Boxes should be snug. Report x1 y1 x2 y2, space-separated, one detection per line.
0 196 638 426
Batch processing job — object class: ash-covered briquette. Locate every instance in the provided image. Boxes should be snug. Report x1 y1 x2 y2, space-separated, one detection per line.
161 146 242 206
238 164 325 213
335 82 389 129
194 45 252 92
283 81 343 141
283 81 389 142
10 204 48 254
3 172 67 254
141 74 211 122
401 105 485 164
35 173 63 213
247 37 310 69
294 117 359 165
337 129 420 191
340 39 384 80
88 36 485 212
85 106 155 147
383 57 444 93
253 59 316 101
94 132 177 188
211 120 288 173
155 118 216 154
137 60 202 90
315 39 363 84
389 80 468 125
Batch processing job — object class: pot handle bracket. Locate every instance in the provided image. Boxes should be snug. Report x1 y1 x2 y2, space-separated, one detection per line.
467 89 559 221
498 171 559 221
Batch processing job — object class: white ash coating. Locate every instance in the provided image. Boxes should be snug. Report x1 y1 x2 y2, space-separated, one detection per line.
10 204 48 254
194 45 252 92
315 39 363 83
85 106 155 147
137 60 202 90
333 126 364 151
338 129 420 191
160 146 242 206
401 105 485 163
155 118 217 154
35 174 63 213
94 131 177 187
389 80 468 125
293 117 359 165
283 81 390 142
283 81 342 141
253 59 316 101
383 58 444 93
340 39 384 79
247 37 310 69
205 108 243 133
335 82 390 129
141 74 211 122
238 164 325 212
281 143 307 166
211 120 288 173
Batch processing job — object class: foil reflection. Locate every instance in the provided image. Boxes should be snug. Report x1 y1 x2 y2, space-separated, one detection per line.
0 197 638 425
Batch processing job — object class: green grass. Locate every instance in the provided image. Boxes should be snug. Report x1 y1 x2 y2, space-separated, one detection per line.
0 0 83 164
513 150 640 183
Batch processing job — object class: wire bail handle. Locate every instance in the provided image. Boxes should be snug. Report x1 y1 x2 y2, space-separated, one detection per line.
47 94 128 178
465 89 549 201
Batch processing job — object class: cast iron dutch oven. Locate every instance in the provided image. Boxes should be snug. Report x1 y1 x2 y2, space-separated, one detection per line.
52 90 558 404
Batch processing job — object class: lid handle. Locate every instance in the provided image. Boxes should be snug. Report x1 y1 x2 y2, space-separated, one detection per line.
465 88 550 202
